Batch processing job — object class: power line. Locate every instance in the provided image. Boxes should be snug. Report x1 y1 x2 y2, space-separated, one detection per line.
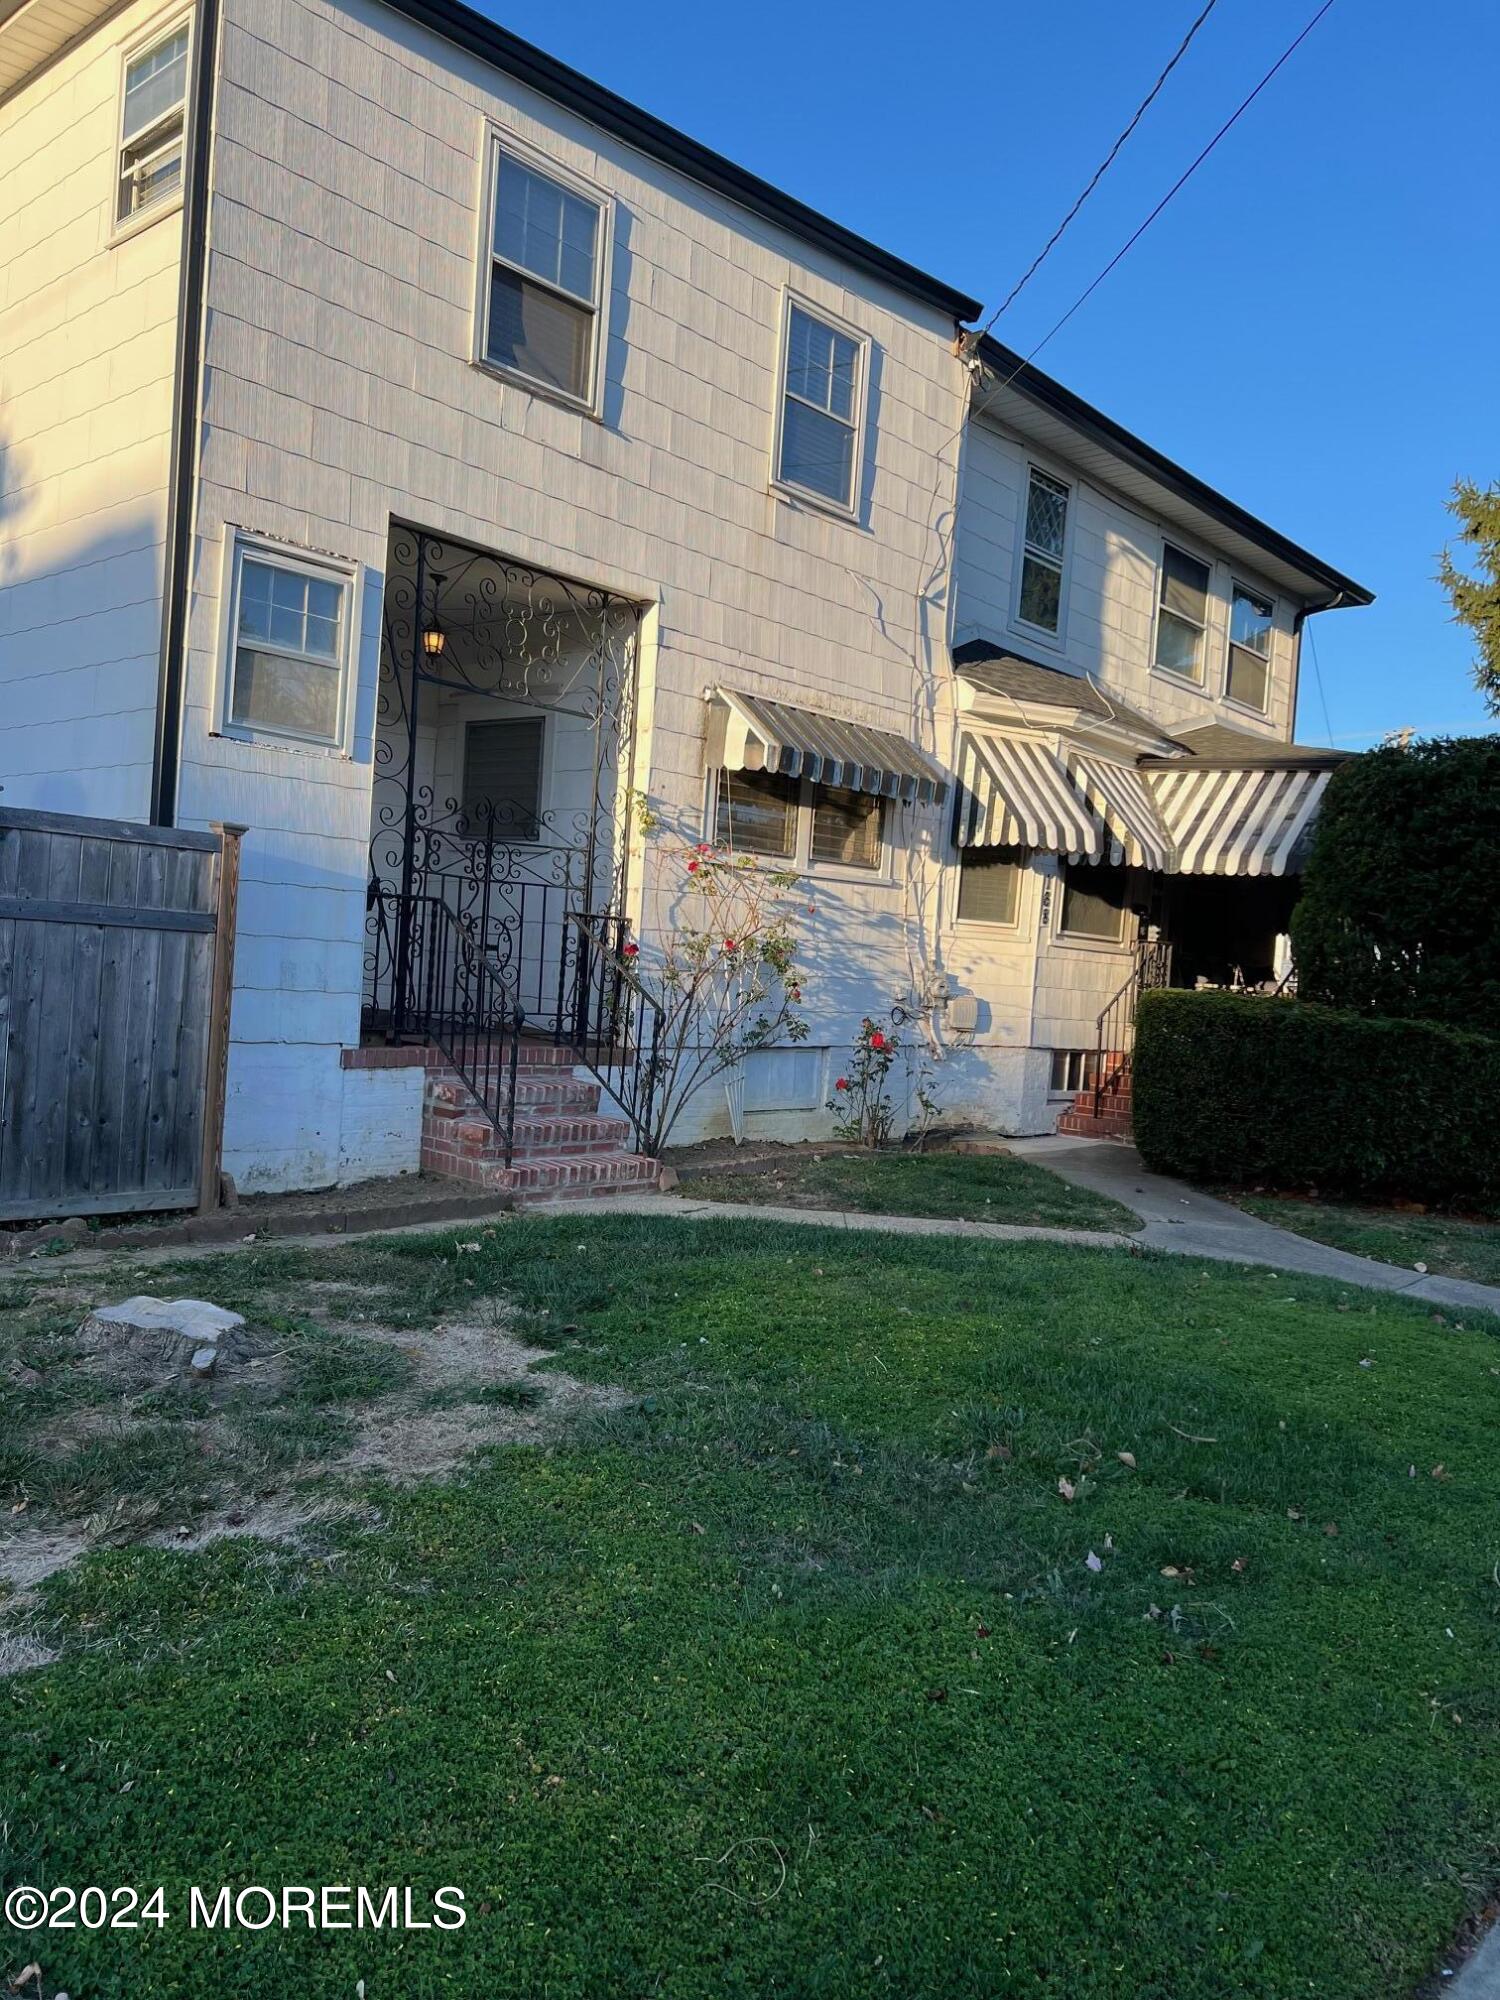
1305 616 1336 745
982 0 1221 334
972 0 1340 422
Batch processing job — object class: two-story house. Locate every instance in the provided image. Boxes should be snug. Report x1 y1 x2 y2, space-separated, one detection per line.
0 0 1370 1205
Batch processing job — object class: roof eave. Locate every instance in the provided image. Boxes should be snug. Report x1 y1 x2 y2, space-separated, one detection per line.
377 0 981 324
974 335 1374 609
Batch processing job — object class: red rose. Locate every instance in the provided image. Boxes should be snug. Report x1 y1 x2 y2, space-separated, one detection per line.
723 938 736 952
687 859 700 873
870 1032 887 1051
835 1078 849 1091
622 942 639 958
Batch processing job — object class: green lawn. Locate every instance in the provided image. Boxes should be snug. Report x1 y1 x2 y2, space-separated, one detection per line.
3 1218 1499 1999
1235 1193 1500 1288
675 1144 1140 1232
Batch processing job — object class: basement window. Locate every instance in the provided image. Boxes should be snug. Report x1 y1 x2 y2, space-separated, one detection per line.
1050 1048 1104 1095
117 23 189 225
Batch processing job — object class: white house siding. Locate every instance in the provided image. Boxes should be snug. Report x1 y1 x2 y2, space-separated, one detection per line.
171 0 969 1186
0 0 183 820
942 417 1306 1131
952 418 1297 742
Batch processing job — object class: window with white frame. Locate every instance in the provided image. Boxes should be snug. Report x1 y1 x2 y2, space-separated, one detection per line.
482 140 607 408
1153 544 1211 682
775 301 866 513
955 847 1023 926
1017 467 1069 635
715 768 886 871
1226 583 1274 711
1050 1048 1105 1095
117 21 189 225
225 541 353 747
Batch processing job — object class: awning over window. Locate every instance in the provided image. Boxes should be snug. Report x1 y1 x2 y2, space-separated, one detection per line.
707 690 948 805
953 732 1101 854
1065 753 1171 871
1147 764 1331 876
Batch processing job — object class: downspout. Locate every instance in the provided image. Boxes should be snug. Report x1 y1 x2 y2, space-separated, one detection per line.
148 0 222 827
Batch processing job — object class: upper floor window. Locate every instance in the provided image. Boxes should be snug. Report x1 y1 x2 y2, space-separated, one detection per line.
774 300 867 515
1226 583 1274 711
1017 468 1069 636
117 22 189 225
1153 544 1211 683
223 536 355 749
482 139 608 411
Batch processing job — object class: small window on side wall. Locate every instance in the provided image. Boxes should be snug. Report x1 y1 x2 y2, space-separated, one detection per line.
1154 544 1211 682
117 21 190 226
1017 467 1069 635
225 539 354 748
482 138 608 410
1227 583 1274 711
1058 861 1129 942
775 300 867 514
956 848 1022 926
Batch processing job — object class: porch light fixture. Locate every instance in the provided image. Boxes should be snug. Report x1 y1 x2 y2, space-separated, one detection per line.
421 576 447 660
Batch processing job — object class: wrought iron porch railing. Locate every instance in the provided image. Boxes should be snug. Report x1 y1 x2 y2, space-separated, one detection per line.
368 887 526 1166
566 910 665 1157
1092 938 1173 1116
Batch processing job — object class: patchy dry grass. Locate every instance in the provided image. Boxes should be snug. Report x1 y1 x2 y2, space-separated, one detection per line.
2 1217 1499 1999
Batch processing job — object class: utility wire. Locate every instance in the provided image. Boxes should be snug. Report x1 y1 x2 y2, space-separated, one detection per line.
982 0 1221 334
1305 615 1336 745
971 0 1340 426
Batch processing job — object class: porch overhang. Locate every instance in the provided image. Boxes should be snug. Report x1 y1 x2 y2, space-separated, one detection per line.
952 732 1100 854
1145 763 1333 877
706 690 948 805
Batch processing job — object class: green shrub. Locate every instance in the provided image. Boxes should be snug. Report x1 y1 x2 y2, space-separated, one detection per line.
1132 988 1500 1206
1291 737 1500 1032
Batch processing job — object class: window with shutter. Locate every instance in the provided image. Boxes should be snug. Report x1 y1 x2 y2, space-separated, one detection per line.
461 719 546 840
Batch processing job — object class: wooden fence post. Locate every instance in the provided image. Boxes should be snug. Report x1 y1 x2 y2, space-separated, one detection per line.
198 823 246 1213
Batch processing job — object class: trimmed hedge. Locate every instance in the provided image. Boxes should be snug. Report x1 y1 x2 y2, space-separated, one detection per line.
1132 987 1500 1207
1291 736 1500 1032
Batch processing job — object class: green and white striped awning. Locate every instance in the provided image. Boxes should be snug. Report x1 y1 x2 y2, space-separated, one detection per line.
1147 763 1332 877
953 733 1101 854
707 690 948 805
1065 752 1172 871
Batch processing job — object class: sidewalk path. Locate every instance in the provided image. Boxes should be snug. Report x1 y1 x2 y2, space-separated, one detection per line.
539 1139 1500 1319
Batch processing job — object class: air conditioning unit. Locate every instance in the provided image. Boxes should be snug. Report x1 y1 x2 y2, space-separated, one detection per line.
945 992 980 1034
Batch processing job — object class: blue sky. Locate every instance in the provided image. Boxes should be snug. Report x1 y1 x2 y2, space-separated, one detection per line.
487 0 1498 748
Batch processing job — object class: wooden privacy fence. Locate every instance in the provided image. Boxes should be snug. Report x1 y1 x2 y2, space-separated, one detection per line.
0 807 243 1223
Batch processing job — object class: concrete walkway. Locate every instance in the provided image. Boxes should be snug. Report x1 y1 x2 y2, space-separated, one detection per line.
1003 1135 1500 1316
542 1138 1500 1319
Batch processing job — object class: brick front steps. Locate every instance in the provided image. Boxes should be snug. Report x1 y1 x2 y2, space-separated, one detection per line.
1055 1077 1134 1142
420 1046 659 1205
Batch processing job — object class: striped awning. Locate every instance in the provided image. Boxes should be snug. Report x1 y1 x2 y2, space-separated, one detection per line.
1065 753 1171 870
953 733 1101 854
1147 764 1332 876
707 690 948 805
